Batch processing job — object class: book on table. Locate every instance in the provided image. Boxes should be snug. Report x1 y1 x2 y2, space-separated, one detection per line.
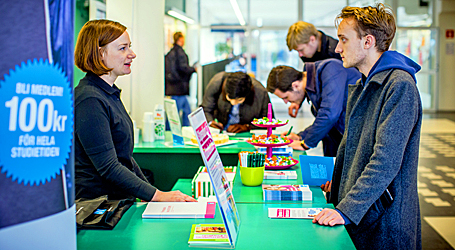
188 224 230 246
262 184 312 201
142 201 216 219
268 207 323 219
299 155 335 186
263 170 297 179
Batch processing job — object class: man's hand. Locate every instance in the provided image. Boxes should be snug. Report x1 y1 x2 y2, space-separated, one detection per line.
151 190 197 202
288 103 300 118
227 124 250 133
209 121 224 130
312 208 345 226
321 180 332 193
281 132 300 141
289 140 305 151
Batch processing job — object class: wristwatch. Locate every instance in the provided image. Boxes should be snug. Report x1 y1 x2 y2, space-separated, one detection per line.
300 140 310 150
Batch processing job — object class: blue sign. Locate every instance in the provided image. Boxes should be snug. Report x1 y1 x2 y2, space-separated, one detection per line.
0 59 73 186
299 155 335 186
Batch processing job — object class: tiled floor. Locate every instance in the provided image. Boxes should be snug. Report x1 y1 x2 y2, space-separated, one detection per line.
273 101 455 249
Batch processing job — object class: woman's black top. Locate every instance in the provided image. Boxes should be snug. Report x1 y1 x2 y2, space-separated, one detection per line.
74 72 156 201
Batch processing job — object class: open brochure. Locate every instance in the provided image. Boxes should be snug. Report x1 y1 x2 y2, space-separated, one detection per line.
264 170 297 179
268 208 323 219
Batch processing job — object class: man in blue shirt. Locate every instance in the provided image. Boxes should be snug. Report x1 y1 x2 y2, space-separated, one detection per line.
267 59 360 157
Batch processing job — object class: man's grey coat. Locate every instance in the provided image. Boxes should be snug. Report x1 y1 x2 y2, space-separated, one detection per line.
330 51 422 249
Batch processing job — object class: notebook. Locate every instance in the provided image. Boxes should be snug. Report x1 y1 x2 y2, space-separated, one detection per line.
142 201 216 219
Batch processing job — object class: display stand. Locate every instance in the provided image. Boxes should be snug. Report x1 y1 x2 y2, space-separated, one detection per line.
248 103 298 170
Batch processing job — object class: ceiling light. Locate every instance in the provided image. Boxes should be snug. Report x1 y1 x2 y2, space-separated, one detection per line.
229 0 246 26
167 8 194 24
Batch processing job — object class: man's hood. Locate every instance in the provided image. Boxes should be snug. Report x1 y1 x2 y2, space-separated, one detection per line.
366 50 421 83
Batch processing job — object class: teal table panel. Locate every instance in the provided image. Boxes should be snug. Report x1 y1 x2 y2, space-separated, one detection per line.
235 203 355 249
133 132 255 154
171 178 193 195
77 203 355 250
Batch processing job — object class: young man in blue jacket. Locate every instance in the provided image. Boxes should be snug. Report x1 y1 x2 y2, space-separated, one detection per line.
313 4 422 250
267 59 360 157
286 21 343 118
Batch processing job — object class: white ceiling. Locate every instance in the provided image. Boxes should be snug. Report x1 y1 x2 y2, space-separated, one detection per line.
199 0 348 28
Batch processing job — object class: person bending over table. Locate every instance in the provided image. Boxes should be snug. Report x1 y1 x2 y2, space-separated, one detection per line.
74 19 195 202
267 61 360 157
201 71 272 133
285 21 343 118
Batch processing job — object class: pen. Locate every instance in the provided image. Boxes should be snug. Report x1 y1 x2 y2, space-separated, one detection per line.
214 118 222 133
286 126 293 136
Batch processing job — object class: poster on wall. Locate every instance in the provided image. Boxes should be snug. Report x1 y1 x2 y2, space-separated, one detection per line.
164 15 186 53
0 0 76 249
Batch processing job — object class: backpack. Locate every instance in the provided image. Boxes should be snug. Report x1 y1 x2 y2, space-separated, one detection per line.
165 49 179 84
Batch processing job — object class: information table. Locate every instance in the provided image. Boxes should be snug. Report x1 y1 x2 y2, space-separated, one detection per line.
77 203 356 250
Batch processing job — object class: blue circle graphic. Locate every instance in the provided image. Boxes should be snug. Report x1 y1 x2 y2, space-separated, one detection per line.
0 59 73 186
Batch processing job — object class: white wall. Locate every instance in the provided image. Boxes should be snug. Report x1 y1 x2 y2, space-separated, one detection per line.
185 0 200 109
438 0 455 110
107 0 165 128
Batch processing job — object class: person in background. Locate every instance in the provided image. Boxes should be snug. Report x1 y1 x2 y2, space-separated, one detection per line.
201 71 271 133
286 21 343 118
165 32 197 127
312 4 422 249
74 20 195 202
267 60 360 157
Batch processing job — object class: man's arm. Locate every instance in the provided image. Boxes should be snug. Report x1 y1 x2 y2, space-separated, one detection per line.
200 74 223 122
176 49 196 75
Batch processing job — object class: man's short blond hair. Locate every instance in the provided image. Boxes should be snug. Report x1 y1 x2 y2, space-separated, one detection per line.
286 21 319 51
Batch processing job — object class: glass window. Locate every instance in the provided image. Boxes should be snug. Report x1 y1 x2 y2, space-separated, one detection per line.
200 28 248 65
395 29 437 71
256 30 300 84
395 28 437 109
251 0 297 27
397 0 432 27
303 0 347 27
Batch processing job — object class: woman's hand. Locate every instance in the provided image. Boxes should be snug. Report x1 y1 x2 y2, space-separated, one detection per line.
151 190 196 202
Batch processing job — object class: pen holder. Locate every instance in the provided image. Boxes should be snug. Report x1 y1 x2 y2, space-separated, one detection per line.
240 166 265 186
